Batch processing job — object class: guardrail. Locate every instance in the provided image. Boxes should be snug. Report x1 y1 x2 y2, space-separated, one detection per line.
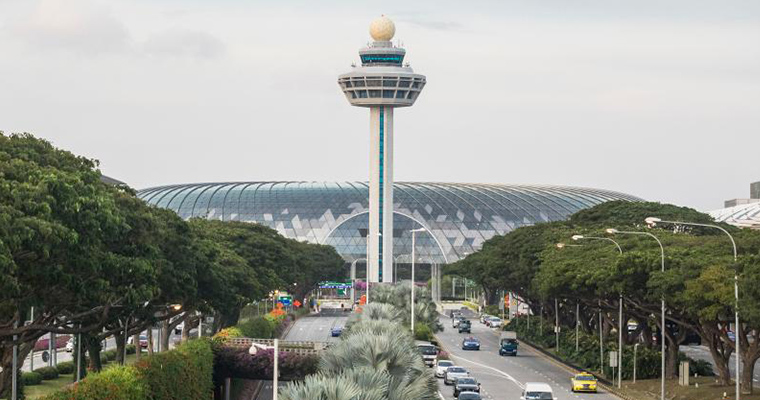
225 338 330 355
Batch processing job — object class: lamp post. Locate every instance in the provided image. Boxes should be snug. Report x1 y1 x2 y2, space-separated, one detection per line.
607 228 666 400
645 217 741 399
572 234 624 388
410 228 427 332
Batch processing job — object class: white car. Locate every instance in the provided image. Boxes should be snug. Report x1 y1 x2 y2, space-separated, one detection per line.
443 366 469 385
487 317 502 328
65 338 74 353
521 382 556 400
435 360 454 378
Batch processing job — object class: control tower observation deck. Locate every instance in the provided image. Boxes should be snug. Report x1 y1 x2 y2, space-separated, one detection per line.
338 16 426 284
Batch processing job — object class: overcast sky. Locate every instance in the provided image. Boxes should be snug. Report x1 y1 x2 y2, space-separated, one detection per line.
1 0 758 211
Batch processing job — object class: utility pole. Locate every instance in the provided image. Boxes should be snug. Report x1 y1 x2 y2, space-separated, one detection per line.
555 298 559 352
273 339 279 401
576 302 580 353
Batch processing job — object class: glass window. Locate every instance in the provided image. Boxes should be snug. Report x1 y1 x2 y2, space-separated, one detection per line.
369 90 381 98
382 90 394 98
357 90 368 98
383 79 397 87
398 80 410 88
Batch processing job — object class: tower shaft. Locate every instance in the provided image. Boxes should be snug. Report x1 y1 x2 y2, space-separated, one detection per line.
368 106 394 283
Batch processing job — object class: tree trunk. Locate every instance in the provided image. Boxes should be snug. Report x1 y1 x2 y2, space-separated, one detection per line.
133 334 141 361
114 332 125 364
147 328 154 356
161 320 170 352
739 328 759 395
85 335 102 373
699 323 732 386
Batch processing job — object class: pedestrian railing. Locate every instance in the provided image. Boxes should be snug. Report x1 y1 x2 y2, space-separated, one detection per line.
226 338 330 355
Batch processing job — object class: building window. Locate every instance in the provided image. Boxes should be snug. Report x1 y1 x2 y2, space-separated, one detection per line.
383 90 395 98
369 90 381 98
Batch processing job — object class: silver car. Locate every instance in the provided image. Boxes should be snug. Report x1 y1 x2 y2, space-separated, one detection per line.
443 366 469 385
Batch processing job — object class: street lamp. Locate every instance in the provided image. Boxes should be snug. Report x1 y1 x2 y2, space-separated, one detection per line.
646 216 741 399
607 228 666 400
572 234 624 388
409 228 427 332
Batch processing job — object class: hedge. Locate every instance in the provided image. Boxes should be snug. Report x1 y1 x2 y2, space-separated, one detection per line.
237 317 276 339
22 372 43 386
34 366 59 380
45 339 214 400
55 361 75 375
46 365 145 400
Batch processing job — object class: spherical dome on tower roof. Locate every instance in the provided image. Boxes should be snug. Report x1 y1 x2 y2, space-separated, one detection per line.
369 15 395 41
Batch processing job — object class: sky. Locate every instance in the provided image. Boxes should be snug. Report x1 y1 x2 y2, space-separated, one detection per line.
0 0 758 211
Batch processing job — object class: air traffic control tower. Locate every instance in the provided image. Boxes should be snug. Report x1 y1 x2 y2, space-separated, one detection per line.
338 16 426 283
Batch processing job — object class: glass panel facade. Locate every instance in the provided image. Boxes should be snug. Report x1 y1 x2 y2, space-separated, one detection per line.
137 182 641 264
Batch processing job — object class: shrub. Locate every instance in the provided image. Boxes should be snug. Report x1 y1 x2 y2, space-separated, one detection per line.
55 361 75 375
103 350 117 361
45 339 214 400
413 324 434 342
34 366 60 380
46 365 146 400
212 326 243 344
22 371 43 386
126 344 136 355
135 339 214 399
238 317 276 339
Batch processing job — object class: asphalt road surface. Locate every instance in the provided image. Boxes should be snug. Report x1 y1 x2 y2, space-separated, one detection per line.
283 311 348 343
437 305 618 400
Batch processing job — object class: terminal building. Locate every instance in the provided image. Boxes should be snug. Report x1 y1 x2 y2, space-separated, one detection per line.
136 182 642 273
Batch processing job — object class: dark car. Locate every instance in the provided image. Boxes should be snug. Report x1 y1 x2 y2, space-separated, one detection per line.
458 320 472 333
461 337 480 351
458 391 482 400
331 327 343 337
453 376 481 397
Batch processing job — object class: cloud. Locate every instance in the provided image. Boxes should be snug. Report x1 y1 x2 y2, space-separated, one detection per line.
9 0 130 55
142 29 225 60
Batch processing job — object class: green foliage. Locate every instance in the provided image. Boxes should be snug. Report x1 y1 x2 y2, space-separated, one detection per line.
237 317 276 339
46 339 214 400
22 371 43 386
135 339 214 400
33 366 59 380
55 361 75 375
45 365 146 400
413 324 434 342
102 350 117 361
125 344 136 355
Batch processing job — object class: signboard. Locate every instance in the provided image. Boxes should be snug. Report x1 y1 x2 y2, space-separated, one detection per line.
42 351 50 363
319 282 352 289
609 351 618 367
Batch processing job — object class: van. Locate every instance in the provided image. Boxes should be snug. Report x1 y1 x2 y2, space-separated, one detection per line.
521 382 556 400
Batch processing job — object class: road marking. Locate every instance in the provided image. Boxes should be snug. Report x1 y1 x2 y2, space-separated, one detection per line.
449 352 524 389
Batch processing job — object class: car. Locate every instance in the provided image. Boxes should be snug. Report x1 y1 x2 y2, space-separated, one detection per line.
416 342 438 367
457 391 482 400
461 337 481 351
727 331 736 342
453 376 481 397
486 316 502 328
435 360 454 378
128 334 149 348
570 372 598 393
174 322 184 335
458 320 472 333
479 314 491 324
443 366 469 385
330 327 343 337
499 331 518 356
65 338 74 353
521 382 556 400
453 317 466 328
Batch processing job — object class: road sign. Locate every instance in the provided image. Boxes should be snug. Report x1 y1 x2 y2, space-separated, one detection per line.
609 351 618 367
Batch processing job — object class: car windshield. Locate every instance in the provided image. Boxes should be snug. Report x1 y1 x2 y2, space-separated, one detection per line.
576 375 595 381
438 361 453 367
418 345 437 355
457 378 477 385
526 391 553 400
448 367 466 373
459 393 481 400
465 338 478 342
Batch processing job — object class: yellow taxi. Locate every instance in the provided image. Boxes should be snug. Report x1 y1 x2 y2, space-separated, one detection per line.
570 372 598 393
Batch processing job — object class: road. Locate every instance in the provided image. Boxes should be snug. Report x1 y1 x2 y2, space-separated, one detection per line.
283 306 349 343
436 305 618 400
682 345 760 384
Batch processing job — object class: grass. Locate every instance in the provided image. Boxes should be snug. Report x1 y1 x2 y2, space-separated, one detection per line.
24 351 144 399
619 376 760 400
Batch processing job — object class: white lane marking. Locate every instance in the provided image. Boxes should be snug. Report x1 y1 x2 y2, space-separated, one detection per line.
449 353 524 389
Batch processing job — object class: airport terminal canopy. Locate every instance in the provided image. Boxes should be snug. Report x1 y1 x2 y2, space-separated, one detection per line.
137 182 641 264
